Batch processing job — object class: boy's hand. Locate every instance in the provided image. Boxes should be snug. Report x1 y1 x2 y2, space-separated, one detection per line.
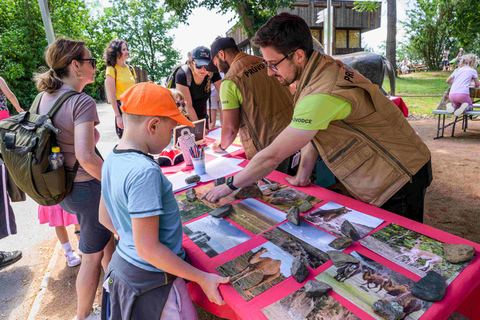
200 184 232 203
198 273 230 305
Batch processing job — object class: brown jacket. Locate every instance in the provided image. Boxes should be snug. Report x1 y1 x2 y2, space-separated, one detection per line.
294 51 431 206
223 53 294 159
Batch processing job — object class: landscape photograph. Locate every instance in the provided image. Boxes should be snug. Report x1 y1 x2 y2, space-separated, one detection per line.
183 216 251 258
229 199 286 235
262 221 336 269
175 191 213 223
262 288 360 320
216 241 294 301
316 251 432 320
302 202 384 238
360 223 471 283
258 180 322 212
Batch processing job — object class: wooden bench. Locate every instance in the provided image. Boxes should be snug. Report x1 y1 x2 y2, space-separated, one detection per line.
432 104 480 139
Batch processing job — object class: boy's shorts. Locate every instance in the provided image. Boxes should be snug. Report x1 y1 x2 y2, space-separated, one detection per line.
60 179 112 254
102 251 198 320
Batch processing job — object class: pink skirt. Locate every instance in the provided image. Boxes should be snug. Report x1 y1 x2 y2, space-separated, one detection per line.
38 204 79 227
0 110 10 120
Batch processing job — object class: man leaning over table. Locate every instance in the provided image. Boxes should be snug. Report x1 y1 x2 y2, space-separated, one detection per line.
206 36 296 175
202 13 433 223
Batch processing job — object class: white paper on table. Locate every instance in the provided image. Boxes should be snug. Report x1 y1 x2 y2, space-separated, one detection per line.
206 128 222 140
199 157 244 182
168 171 197 193
204 144 242 157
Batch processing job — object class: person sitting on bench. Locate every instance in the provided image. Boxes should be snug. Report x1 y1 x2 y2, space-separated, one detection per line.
446 54 480 116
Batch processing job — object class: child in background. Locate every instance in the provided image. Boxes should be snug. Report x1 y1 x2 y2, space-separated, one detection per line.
38 204 82 267
169 88 189 119
446 54 480 116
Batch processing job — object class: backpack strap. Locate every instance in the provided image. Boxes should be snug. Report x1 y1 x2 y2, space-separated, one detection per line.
127 64 135 79
47 91 81 118
29 92 46 114
181 65 192 87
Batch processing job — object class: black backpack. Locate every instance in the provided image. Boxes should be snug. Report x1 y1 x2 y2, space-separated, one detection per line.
165 65 192 89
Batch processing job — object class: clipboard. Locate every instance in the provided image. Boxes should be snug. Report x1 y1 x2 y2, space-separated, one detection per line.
173 118 206 148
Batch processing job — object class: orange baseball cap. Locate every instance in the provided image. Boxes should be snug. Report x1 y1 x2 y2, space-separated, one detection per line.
120 82 194 127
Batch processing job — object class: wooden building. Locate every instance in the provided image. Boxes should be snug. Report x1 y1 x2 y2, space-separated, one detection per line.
227 0 381 56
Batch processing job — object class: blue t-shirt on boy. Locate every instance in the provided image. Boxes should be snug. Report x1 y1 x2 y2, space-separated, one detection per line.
101 147 185 272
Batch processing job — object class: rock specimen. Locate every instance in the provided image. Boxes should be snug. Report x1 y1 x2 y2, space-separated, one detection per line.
214 177 226 186
372 301 404 320
185 175 201 184
267 183 279 191
291 255 309 283
442 243 475 264
328 237 353 250
185 188 197 202
304 280 332 298
209 204 233 218
341 220 361 242
327 250 359 267
286 206 300 225
234 184 263 199
411 271 447 302
269 189 298 205
298 200 313 213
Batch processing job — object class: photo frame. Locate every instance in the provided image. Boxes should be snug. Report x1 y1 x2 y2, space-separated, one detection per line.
173 118 206 148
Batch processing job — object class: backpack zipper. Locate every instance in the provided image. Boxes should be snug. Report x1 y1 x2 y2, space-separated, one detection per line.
341 120 412 178
328 138 357 163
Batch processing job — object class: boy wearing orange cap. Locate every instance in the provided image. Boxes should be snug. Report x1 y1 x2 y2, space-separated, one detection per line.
98 82 229 319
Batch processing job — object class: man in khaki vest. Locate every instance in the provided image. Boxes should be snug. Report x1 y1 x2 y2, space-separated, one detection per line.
202 14 432 223
206 37 295 174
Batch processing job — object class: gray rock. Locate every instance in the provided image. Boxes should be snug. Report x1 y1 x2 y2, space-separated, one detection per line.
412 271 447 302
316 250 330 264
327 250 359 267
372 301 404 320
291 256 309 283
286 206 300 225
214 177 226 186
234 184 263 199
270 189 298 205
185 188 197 202
328 237 353 250
443 243 475 264
298 200 313 213
209 204 233 218
304 280 332 298
341 220 361 242
267 183 280 191
185 175 201 184
447 312 471 320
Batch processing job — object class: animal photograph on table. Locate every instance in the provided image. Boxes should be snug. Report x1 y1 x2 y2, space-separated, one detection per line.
261 287 360 320
175 191 213 223
302 202 384 238
262 220 337 269
216 241 294 301
182 215 251 258
316 251 432 320
360 223 472 283
229 198 286 235
258 179 322 213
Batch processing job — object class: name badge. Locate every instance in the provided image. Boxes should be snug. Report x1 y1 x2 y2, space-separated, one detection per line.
291 151 301 169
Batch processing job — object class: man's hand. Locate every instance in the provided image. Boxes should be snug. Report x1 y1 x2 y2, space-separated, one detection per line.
212 141 228 153
285 175 311 187
200 184 233 203
198 273 230 305
116 115 124 129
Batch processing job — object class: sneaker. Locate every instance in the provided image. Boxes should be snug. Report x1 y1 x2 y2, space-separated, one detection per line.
446 103 455 113
454 103 469 116
0 250 22 270
65 249 82 267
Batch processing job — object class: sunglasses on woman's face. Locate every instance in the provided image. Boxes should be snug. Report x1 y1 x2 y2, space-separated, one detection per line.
79 58 97 68
176 101 186 108
194 62 206 70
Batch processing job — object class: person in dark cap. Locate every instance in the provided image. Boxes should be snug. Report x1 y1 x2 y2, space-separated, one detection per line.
207 37 296 174
175 46 222 127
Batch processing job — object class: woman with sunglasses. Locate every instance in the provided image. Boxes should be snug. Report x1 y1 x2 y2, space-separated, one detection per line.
104 39 137 138
35 37 114 320
175 46 222 129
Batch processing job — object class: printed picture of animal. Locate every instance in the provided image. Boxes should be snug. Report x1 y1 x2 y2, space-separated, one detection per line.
262 288 360 320
258 180 322 212
175 192 213 223
316 251 432 320
303 202 384 238
360 223 471 283
216 242 294 301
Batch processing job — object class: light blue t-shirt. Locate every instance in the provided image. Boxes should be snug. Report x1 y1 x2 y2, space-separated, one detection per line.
101 148 185 272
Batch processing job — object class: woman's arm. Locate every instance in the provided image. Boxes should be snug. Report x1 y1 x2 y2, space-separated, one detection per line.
74 121 103 180
176 84 198 121
0 78 23 113
106 74 123 129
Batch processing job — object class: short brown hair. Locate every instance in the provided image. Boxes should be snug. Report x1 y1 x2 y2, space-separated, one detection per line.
35 37 86 94
103 39 128 67
252 13 313 58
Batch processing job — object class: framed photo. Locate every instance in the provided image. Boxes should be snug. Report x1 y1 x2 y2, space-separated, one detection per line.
173 118 206 148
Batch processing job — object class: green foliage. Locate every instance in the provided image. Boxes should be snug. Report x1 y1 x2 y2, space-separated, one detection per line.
104 0 181 82
353 1 381 13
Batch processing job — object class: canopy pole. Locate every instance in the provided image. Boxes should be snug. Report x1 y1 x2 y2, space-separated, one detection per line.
38 0 55 45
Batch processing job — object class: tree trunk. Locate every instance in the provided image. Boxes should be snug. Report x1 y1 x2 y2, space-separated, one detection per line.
386 0 397 76
236 2 261 56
